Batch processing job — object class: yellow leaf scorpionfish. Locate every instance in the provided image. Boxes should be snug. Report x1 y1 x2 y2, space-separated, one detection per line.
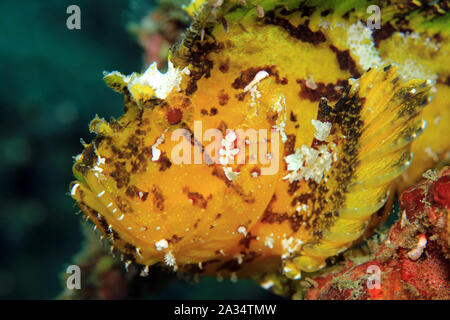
70 0 449 285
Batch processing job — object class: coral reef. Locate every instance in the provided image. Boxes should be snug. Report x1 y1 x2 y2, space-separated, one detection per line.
304 167 449 300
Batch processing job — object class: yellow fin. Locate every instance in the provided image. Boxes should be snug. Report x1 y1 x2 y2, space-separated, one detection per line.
291 66 433 272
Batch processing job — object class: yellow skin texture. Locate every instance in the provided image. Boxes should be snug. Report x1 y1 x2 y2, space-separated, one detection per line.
377 33 450 187
71 0 446 279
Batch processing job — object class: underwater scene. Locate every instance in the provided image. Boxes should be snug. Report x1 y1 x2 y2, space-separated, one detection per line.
0 0 449 301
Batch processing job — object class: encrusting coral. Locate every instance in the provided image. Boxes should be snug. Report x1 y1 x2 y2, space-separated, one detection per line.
69 0 449 296
303 167 449 300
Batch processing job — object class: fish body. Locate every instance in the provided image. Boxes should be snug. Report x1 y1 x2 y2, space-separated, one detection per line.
71 0 448 280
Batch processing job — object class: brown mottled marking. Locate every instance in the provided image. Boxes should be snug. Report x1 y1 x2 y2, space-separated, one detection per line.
74 162 88 175
232 67 264 89
290 111 297 122
180 97 192 109
93 135 112 150
135 128 145 136
169 234 183 243
320 8 332 16
264 10 326 45
284 134 296 156
140 97 167 110
372 22 396 47
280 77 288 85
125 185 139 198
184 41 225 95
266 110 279 126
239 232 257 249
185 78 198 95
217 121 228 135
260 194 278 222
235 92 246 101
116 195 134 214
111 144 129 160
219 57 230 73
291 193 314 207
329 45 361 78
261 194 311 232
210 107 218 115
296 78 347 102
151 185 165 211
187 191 208 209
131 146 152 174
342 9 354 19
158 152 172 171
125 134 142 155
288 180 300 196
108 118 123 131
317 98 334 122
218 90 230 106
81 144 96 168
232 65 287 90
433 32 443 44
372 22 414 48
110 161 130 189
193 218 201 229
